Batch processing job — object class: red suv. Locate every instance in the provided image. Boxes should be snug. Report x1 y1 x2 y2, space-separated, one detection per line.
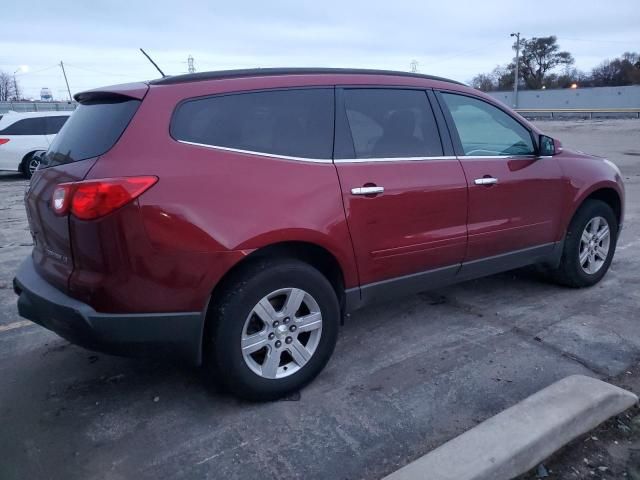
13 69 624 400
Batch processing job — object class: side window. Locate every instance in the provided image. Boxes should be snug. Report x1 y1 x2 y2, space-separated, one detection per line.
343 89 443 158
441 93 535 156
171 88 334 159
0 118 47 135
45 116 70 135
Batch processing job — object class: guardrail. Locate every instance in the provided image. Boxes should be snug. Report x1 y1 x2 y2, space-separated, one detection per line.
515 108 640 119
0 101 77 114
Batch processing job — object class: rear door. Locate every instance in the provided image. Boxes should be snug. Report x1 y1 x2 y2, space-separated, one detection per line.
436 91 565 262
334 88 468 297
25 95 142 291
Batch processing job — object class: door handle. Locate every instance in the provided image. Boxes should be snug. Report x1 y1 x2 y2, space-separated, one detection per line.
351 186 384 196
474 177 498 186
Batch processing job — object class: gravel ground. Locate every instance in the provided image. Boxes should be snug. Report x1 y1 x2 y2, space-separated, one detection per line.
0 119 639 480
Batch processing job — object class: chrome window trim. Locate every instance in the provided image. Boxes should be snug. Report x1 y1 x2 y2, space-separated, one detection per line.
458 154 538 160
177 140 333 163
178 140 460 164
334 156 458 163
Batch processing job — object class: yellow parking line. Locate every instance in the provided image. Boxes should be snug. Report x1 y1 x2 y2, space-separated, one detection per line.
0 320 32 333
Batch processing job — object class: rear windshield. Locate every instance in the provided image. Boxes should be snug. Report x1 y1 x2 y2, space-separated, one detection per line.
42 98 140 167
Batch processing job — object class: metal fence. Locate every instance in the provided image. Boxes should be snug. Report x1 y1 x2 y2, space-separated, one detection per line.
487 85 640 110
0 101 77 114
516 108 640 120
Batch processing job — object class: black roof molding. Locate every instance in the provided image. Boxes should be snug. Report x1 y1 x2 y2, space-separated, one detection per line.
149 67 465 86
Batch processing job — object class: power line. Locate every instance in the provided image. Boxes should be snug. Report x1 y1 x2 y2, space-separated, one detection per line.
14 65 59 76
63 63 140 78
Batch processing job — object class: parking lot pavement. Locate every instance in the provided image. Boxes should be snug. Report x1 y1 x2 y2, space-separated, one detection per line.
0 119 639 480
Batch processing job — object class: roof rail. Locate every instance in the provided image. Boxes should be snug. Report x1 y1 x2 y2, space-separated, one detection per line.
149 67 465 86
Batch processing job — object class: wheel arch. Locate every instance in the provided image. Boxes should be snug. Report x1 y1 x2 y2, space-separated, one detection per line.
573 186 623 228
200 240 349 362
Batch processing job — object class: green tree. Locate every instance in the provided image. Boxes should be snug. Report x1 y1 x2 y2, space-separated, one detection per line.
516 36 574 89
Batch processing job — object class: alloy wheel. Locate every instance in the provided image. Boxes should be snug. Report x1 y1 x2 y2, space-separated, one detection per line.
28 156 40 176
241 287 323 379
579 216 611 274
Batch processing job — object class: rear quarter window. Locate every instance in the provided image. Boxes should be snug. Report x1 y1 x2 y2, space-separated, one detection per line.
171 88 334 159
43 98 140 167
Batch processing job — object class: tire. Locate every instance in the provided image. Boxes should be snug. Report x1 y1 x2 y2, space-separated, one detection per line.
550 199 618 288
206 258 340 401
20 153 40 179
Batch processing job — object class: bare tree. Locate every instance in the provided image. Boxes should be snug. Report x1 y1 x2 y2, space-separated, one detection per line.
470 73 495 91
0 71 15 101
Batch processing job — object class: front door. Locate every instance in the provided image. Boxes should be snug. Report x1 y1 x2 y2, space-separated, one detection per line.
437 91 566 262
334 88 468 298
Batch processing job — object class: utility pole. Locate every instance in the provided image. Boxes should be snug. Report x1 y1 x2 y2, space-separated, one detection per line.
510 32 520 108
59 61 72 102
188 55 195 73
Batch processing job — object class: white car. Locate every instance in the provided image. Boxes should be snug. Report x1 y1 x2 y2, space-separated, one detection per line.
0 110 72 178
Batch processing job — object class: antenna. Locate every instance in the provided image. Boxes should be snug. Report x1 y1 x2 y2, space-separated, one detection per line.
139 48 166 77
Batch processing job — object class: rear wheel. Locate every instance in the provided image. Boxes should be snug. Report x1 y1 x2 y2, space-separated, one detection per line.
550 199 618 287
206 258 340 401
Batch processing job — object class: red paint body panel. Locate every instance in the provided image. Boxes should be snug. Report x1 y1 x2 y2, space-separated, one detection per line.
26 158 97 291
461 156 566 260
335 159 467 284
22 70 625 319
556 149 625 228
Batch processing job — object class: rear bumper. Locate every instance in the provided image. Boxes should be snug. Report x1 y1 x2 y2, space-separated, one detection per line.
13 257 204 365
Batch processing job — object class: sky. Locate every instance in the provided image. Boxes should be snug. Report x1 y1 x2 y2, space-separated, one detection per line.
2 0 639 100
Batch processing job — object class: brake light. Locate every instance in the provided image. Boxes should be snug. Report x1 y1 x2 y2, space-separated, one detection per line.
0 139 9 145
52 176 158 220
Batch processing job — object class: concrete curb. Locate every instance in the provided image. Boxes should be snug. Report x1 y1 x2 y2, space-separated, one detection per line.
383 375 638 480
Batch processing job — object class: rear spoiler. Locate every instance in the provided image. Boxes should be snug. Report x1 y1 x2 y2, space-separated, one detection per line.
74 82 149 103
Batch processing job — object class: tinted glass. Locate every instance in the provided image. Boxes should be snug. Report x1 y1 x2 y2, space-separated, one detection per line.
343 89 443 158
45 116 69 135
43 98 140 167
0 117 47 135
172 89 334 159
441 93 535 156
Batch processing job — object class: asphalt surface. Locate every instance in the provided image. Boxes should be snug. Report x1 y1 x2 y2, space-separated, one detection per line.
1 119 639 480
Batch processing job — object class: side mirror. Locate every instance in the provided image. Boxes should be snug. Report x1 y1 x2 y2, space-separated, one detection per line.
539 135 557 156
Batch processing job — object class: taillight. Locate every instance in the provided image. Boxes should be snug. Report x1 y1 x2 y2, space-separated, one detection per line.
53 176 158 220
0 138 9 145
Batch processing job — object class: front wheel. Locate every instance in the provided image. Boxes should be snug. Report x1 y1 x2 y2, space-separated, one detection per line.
207 259 340 401
550 199 618 287
20 152 41 179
